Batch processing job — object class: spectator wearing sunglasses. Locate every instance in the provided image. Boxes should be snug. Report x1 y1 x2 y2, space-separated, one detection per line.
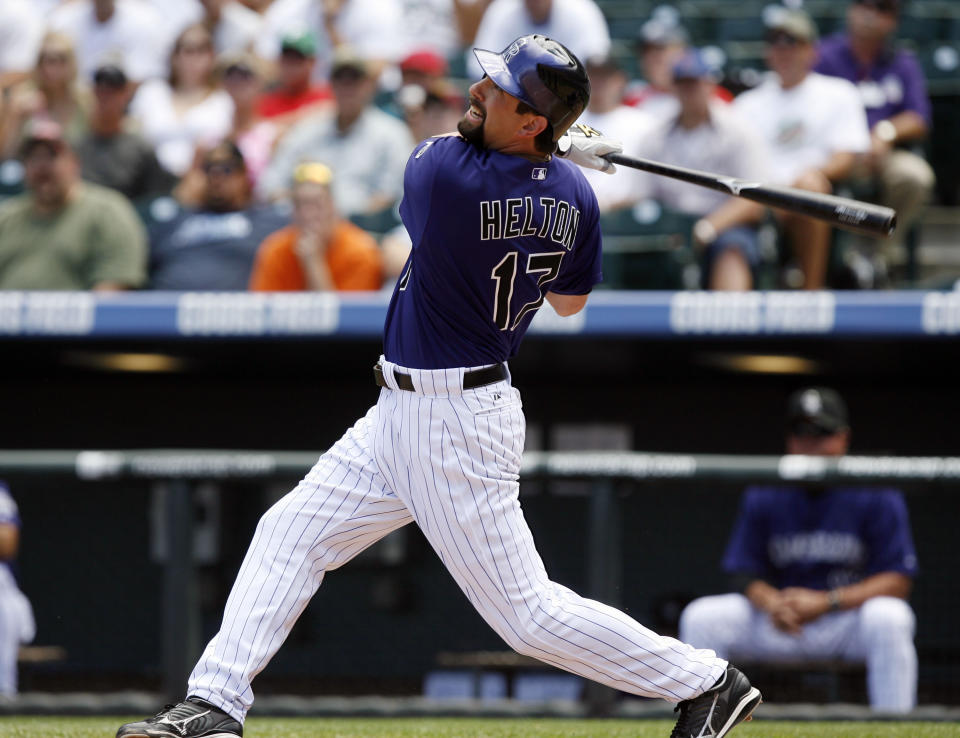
129 24 235 177
147 140 288 290
74 63 175 201
733 9 870 289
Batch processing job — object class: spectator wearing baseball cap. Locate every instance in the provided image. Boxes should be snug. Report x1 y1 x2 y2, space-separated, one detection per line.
680 385 920 713
624 18 732 120
392 48 461 142
398 49 449 90
257 29 333 123
259 46 414 216
625 18 688 118
249 161 383 291
630 48 770 290
0 117 147 290
814 0 935 283
733 8 871 289
74 63 175 201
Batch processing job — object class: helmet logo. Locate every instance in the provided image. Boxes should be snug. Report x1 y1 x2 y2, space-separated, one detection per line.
503 37 528 63
801 390 823 415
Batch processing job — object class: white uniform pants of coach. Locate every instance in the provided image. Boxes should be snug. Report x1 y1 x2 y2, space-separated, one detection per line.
188 358 727 722
0 569 34 695
680 593 916 712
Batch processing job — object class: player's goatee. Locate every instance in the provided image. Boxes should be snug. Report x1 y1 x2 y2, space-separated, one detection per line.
457 117 484 148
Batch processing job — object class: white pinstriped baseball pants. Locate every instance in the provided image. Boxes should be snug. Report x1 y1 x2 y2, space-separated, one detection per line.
188 358 727 722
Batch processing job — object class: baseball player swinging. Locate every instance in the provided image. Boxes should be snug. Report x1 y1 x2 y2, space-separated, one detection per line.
118 35 761 738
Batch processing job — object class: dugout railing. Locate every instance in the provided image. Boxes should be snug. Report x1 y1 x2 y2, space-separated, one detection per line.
0 448 956 708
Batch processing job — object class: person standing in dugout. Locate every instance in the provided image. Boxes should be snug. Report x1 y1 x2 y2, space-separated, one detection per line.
117 35 761 738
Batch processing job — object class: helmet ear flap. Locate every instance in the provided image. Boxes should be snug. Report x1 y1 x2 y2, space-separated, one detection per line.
534 57 590 140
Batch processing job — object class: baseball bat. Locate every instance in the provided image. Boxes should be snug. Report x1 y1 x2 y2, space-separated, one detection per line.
602 152 897 237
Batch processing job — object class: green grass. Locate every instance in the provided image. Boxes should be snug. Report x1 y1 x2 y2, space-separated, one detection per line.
0 717 958 738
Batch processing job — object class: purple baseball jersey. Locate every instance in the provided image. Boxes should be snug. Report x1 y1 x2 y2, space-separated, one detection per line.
383 135 603 369
815 33 932 129
722 486 919 590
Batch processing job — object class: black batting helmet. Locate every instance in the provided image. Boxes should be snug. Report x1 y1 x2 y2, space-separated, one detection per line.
473 35 590 142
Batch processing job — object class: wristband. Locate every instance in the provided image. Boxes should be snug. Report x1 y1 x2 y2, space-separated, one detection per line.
827 588 843 611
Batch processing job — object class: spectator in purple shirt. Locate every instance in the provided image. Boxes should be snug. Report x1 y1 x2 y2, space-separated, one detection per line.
816 0 935 274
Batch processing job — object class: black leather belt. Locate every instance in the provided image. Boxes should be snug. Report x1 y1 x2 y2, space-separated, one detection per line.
374 362 507 392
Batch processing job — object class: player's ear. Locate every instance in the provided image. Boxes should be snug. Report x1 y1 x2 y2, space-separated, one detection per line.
518 114 548 140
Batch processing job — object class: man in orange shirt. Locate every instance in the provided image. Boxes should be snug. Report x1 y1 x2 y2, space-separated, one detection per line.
249 161 383 291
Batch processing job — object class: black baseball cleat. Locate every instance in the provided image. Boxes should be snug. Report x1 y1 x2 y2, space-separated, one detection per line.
116 697 242 737
670 665 762 738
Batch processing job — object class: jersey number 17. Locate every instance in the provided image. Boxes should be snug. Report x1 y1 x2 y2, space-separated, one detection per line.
491 250 565 331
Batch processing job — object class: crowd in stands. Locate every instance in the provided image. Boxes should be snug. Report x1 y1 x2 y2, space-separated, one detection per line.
0 0 948 293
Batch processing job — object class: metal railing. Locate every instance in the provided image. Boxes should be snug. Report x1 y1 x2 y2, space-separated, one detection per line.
1 449 955 703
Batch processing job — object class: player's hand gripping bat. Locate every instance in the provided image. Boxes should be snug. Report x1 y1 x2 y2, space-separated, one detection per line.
556 123 623 173
559 123 897 237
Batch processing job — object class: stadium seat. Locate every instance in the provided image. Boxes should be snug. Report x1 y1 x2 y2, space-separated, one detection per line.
718 42 767 93
608 40 640 79
445 51 468 82
896 14 946 44
599 201 698 289
606 14 650 44
919 43 960 96
715 16 768 43
513 673 584 701
0 159 25 201
802 0 845 35
349 205 402 236
809 14 844 37
422 670 507 700
920 42 960 78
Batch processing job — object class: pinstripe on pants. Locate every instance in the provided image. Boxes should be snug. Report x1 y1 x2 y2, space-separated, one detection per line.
188 358 727 722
